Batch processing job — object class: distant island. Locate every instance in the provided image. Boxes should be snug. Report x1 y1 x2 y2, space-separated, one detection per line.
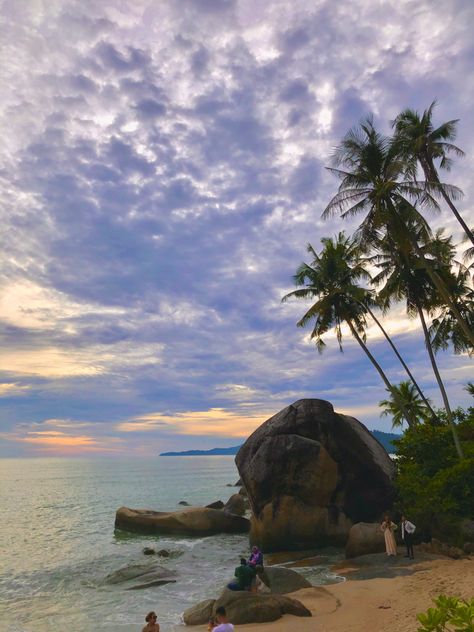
160 430 400 456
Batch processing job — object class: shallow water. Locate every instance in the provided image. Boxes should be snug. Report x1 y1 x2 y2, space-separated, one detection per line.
0 457 342 632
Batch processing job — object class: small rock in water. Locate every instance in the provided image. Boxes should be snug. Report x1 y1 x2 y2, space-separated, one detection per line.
178 501 190 506
143 547 156 555
157 549 170 557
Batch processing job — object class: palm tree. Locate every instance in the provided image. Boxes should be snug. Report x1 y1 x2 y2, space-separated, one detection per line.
379 381 432 429
372 229 465 459
282 232 417 427
323 117 474 348
392 101 474 246
429 266 474 357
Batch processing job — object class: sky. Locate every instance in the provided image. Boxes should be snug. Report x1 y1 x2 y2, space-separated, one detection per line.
0 0 473 457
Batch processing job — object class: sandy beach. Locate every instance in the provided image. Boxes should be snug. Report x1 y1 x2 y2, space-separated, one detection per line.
198 554 474 632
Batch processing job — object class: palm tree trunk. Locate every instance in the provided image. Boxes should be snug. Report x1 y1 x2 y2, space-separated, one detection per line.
422 157 474 246
416 302 464 460
364 304 436 419
346 320 416 427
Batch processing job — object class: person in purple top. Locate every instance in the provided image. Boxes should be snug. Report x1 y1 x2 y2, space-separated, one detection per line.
248 545 263 568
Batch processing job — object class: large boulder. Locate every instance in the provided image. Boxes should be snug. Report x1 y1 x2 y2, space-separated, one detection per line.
115 506 250 536
235 399 396 551
183 591 311 625
345 522 386 558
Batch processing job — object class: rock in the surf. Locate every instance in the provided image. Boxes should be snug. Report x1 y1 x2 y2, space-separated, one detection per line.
236 399 396 551
345 522 386 558
115 506 250 536
143 546 156 555
103 561 177 590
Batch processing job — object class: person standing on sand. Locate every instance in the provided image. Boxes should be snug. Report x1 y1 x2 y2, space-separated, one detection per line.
381 514 397 556
142 611 160 632
212 606 234 632
401 515 416 559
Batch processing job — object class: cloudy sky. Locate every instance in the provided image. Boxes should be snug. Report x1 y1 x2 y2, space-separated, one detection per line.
0 0 473 457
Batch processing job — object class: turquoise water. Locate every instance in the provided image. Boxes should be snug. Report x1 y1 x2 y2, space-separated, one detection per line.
0 457 342 632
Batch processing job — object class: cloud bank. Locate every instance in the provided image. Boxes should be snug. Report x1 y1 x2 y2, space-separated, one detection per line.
0 0 473 455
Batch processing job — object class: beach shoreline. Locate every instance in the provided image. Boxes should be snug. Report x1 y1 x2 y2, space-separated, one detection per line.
190 554 473 632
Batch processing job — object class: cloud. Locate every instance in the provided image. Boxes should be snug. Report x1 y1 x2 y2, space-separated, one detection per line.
0 0 473 455
117 407 272 437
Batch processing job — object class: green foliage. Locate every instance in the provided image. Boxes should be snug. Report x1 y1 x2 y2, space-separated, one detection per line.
379 380 432 428
394 410 474 530
417 595 474 632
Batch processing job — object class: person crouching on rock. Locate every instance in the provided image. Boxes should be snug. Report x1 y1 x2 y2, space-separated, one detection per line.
142 611 160 632
212 606 234 632
227 557 255 591
248 545 263 568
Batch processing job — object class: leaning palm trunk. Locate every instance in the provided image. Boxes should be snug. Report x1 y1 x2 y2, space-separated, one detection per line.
416 302 464 460
394 208 474 349
364 304 436 419
346 320 416 427
420 156 474 247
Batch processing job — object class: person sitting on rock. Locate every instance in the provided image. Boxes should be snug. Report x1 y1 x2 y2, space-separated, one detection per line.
212 606 234 632
142 611 160 632
248 545 263 568
227 557 255 591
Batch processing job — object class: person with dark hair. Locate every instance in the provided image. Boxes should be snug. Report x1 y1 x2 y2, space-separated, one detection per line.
227 557 255 591
142 611 160 632
212 606 234 632
401 514 416 559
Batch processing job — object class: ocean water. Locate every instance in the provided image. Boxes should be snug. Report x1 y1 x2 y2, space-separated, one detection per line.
0 457 343 632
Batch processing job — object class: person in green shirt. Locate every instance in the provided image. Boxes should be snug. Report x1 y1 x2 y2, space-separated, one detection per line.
227 557 255 591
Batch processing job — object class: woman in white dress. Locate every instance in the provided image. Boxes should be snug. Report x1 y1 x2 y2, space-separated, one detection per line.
381 514 397 556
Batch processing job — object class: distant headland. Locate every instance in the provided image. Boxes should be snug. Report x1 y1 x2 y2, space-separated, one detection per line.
159 430 400 456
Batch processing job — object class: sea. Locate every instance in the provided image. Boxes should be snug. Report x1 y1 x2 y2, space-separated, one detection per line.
0 456 344 632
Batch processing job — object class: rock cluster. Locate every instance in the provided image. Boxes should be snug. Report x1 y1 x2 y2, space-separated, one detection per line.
236 399 396 551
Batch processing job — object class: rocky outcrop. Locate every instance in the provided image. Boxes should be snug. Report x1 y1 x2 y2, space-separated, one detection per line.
236 399 396 552
103 562 177 590
115 506 249 536
345 522 386 558
183 590 311 625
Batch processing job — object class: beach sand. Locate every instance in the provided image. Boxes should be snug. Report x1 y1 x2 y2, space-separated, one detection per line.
196 553 474 632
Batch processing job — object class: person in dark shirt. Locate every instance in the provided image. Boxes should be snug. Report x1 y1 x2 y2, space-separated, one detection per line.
227 557 255 591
